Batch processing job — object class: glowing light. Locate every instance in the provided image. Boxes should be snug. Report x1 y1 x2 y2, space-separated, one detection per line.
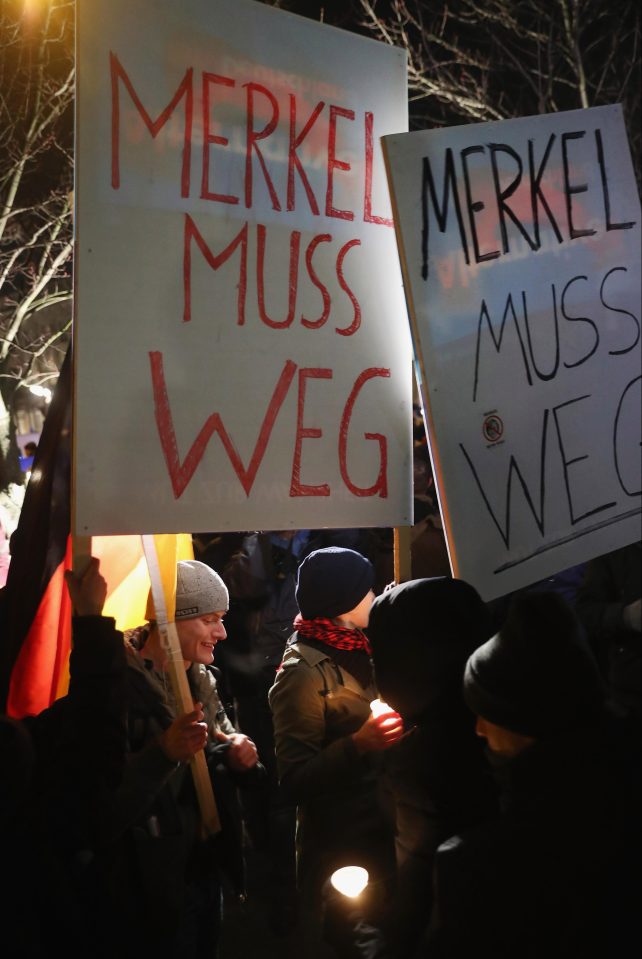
370 698 393 717
28 385 52 402
22 0 43 29
330 866 369 898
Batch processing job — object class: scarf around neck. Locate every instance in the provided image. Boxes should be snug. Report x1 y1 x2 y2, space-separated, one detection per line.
293 614 372 655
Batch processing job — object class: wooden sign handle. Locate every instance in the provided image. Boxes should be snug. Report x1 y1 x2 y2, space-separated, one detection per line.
72 534 92 576
160 622 221 836
394 526 412 584
143 537 222 836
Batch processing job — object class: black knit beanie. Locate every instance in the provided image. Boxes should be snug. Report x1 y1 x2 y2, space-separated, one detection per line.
464 591 606 738
295 547 374 620
368 577 494 721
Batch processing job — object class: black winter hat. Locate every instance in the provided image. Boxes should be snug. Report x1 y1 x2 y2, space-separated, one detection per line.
295 547 374 620
368 577 494 721
464 591 606 738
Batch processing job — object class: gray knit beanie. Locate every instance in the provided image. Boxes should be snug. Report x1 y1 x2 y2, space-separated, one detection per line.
174 560 229 619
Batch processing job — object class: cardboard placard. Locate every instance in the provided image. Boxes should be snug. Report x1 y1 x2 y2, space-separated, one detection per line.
383 105 641 600
75 0 412 535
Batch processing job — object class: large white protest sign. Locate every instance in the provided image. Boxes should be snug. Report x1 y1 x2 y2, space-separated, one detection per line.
74 0 411 535
383 105 641 601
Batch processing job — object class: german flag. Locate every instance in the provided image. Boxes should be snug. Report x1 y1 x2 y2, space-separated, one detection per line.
0 348 73 717
0 346 193 717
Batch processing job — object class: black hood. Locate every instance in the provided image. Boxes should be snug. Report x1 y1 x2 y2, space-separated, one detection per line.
368 577 493 723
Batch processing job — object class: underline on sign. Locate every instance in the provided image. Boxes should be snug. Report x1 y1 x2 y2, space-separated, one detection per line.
494 506 642 574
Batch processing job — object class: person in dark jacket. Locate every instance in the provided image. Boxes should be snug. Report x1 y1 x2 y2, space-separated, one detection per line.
367 577 499 958
575 541 641 718
105 560 262 959
1 556 128 959
269 546 405 957
428 590 641 959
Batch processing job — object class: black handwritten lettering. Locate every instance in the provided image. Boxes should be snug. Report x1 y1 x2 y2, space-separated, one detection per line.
552 395 616 524
489 142 538 253
528 134 563 246
522 287 560 381
613 376 642 497
461 145 500 264
561 131 596 240
473 295 532 402
595 129 636 233
561 274 599 369
601 267 640 356
473 266 637 398
420 125 637 276
421 149 470 280
459 410 548 549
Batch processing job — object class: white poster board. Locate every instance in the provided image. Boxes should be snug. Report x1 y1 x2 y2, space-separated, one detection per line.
383 105 641 601
74 0 412 535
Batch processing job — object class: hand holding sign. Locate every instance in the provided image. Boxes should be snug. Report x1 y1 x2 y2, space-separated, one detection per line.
159 703 208 763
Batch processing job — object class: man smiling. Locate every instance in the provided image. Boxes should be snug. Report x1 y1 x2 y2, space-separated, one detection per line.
131 560 257 771
111 559 260 957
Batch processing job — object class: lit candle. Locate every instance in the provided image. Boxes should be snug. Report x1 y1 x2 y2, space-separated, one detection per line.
330 866 369 897
370 697 394 717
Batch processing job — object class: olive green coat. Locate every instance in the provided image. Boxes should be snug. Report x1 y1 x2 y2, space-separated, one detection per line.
269 638 395 891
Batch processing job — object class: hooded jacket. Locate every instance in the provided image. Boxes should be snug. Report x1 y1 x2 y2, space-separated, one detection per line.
368 578 499 956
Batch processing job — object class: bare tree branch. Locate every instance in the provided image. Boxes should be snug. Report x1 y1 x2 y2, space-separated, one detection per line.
0 0 73 493
357 0 640 178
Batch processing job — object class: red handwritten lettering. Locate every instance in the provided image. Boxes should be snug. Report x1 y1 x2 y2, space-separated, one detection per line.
326 104 355 221
287 96 324 214
257 224 301 329
183 214 248 324
301 234 332 329
364 112 393 227
244 82 281 211
110 52 193 196
290 368 333 496
150 351 297 498
335 239 362 336
339 368 390 497
201 72 239 204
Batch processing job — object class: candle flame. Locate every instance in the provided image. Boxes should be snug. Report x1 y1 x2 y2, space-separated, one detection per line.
330 866 369 898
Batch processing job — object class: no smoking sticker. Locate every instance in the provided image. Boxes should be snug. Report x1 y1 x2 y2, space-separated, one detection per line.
482 413 504 444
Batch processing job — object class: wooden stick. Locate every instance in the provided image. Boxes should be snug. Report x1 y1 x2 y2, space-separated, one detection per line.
161 621 220 836
393 526 412 584
72 534 92 576
142 535 221 836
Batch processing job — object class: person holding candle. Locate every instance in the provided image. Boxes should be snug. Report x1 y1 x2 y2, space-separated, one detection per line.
269 546 404 956
367 576 500 957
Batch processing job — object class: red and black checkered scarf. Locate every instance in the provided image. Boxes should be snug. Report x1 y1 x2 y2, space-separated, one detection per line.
293 613 372 655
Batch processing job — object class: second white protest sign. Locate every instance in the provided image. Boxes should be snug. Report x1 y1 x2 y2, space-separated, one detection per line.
383 105 641 600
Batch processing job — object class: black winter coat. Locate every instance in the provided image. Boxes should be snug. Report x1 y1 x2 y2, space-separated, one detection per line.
428 714 641 959
383 710 498 956
575 542 641 717
2 615 128 959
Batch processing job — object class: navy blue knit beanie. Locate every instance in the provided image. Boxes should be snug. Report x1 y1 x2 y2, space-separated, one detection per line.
464 591 606 737
295 547 374 620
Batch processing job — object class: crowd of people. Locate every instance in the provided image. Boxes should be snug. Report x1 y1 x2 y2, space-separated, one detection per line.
1 518 640 958
1 416 640 957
